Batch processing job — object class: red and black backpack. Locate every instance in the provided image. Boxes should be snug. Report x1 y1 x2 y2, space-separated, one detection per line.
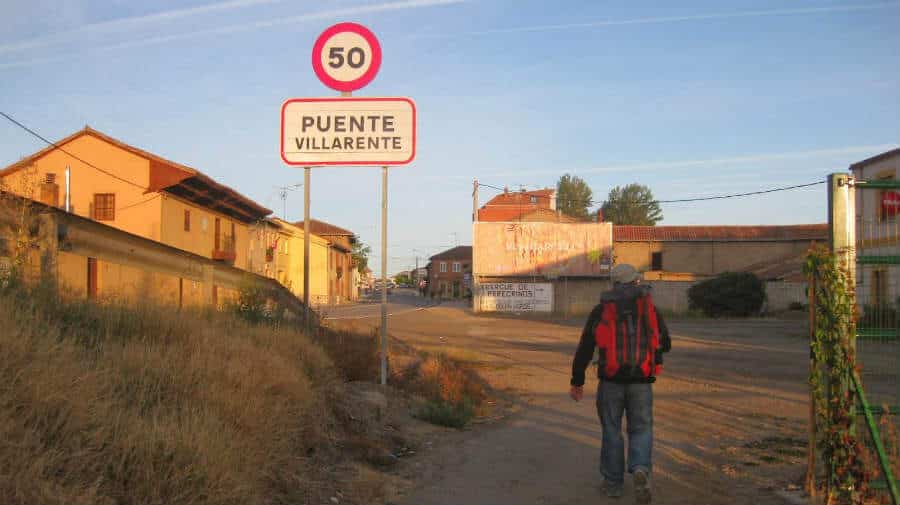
594 288 662 381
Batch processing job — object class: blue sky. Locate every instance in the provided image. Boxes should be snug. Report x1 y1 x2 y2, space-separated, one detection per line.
1 0 898 274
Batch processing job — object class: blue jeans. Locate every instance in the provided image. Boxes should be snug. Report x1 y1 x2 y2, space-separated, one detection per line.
596 380 653 484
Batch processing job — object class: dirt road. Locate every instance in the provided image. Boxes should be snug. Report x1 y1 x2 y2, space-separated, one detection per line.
331 295 809 505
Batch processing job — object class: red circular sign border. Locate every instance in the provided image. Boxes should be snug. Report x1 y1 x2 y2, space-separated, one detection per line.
311 22 382 92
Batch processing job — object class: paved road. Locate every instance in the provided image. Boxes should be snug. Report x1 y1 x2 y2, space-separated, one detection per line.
336 303 810 505
320 289 448 321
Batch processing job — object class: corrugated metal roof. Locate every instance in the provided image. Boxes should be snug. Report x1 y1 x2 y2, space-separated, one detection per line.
849 148 900 171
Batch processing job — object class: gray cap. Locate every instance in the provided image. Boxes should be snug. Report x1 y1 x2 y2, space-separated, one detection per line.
611 263 641 284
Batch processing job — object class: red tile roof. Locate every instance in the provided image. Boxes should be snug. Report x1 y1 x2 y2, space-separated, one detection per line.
0 126 272 222
613 224 827 242
481 188 554 208
293 219 355 237
478 188 562 222
429 246 472 261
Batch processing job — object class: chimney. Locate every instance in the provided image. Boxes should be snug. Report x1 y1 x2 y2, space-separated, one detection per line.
596 209 604 222
39 172 60 207
503 186 509 195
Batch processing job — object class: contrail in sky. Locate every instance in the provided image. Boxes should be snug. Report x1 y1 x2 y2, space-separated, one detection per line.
0 0 287 55
463 144 900 179
0 0 465 68
436 2 900 38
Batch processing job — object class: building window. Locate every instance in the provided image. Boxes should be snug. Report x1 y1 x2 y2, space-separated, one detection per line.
184 210 191 231
651 252 663 271
452 262 461 273
530 196 537 204
93 193 115 221
440 262 447 273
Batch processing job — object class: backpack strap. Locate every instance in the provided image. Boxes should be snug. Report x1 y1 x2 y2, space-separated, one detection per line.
637 293 661 377
594 300 620 378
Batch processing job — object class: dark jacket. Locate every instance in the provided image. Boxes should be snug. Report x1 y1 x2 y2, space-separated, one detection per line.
570 284 671 386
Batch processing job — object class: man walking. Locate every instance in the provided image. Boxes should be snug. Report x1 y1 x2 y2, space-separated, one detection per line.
570 264 671 503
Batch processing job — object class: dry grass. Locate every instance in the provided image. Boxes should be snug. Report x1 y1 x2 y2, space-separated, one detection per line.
312 327 380 383
0 284 389 505
858 407 899 505
395 353 488 428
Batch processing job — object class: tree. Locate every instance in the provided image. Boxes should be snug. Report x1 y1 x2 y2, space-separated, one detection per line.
556 174 593 220
351 239 371 274
600 184 663 225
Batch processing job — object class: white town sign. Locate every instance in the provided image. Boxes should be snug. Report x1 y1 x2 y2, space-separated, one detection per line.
280 97 416 166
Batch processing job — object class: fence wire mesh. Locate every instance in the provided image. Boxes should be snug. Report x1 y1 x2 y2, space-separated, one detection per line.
855 212 900 501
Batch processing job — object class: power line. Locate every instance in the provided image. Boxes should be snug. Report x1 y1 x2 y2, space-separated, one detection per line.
656 181 824 203
477 179 825 207
0 111 147 190
117 193 162 212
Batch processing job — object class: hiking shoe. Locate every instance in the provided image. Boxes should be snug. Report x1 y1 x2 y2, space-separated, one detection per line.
602 479 624 498
633 469 651 504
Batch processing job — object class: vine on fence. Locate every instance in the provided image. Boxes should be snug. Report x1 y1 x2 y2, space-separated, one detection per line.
805 245 872 504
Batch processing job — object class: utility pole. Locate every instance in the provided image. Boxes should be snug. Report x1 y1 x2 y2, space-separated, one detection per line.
472 178 479 313
472 178 479 222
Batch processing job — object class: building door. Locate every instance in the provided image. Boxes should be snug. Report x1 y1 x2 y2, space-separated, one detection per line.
214 218 221 251
87 257 98 299
453 280 460 298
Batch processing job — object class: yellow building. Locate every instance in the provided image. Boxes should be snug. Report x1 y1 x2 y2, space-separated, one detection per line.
0 127 270 303
248 218 330 305
0 126 361 307
295 219 358 304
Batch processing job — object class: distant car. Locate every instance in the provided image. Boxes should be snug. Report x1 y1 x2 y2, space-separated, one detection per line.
372 280 393 295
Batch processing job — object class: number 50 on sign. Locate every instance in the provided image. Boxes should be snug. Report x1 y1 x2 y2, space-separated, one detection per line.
312 22 382 92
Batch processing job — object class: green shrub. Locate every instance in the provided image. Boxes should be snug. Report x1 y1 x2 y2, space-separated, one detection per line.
414 398 474 428
226 277 275 325
395 354 487 429
688 272 766 317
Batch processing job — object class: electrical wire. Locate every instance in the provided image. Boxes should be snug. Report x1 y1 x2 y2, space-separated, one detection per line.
117 193 162 212
656 181 824 203
476 179 825 207
0 111 147 190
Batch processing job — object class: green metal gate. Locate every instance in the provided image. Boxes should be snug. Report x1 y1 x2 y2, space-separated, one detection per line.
850 176 899 503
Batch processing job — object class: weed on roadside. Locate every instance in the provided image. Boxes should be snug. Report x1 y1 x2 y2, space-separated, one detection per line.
395 353 488 429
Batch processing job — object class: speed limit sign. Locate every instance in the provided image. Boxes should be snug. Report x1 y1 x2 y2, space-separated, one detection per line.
311 22 382 92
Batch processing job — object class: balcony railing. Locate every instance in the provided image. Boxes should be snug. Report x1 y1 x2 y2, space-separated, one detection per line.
212 235 237 263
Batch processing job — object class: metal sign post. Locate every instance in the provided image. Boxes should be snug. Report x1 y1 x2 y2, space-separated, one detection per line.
303 167 311 334
283 21 414 386
380 166 388 385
